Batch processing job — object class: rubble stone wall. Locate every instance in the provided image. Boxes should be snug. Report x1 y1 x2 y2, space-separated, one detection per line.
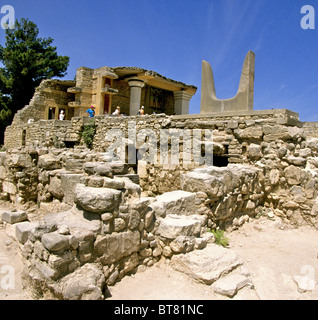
303 122 318 138
1 107 318 298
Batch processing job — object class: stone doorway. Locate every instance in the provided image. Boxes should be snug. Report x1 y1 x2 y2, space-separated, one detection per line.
48 107 56 120
104 94 110 115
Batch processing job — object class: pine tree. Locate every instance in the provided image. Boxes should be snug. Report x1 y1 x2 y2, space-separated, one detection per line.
0 18 70 143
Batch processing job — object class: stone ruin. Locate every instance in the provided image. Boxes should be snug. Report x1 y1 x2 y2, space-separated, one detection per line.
0 53 318 299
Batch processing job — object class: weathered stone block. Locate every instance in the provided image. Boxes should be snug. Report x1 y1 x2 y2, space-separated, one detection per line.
41 232 70 252
1 210 27 224
15 221 38 244
94 230 140 265
74 184 122 213
170 244 243 285
156 214 202 240
50 263 105 300
153 190 197 217
38 154 62 170
212 274 251 297
83 162 112 177
60 173 84 205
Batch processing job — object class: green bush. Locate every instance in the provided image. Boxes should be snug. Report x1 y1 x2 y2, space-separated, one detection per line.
208 228 229 247
82 124 96 149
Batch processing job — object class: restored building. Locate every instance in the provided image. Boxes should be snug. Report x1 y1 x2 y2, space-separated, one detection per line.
67 66 197 117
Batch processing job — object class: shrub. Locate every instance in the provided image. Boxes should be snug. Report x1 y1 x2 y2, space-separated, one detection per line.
82 124 96 149
209 228 229 247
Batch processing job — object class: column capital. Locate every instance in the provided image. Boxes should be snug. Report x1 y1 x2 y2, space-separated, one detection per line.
127 77 145 88
173 90 193 101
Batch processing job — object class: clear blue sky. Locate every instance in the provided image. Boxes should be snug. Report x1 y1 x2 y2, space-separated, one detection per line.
2 0 318 121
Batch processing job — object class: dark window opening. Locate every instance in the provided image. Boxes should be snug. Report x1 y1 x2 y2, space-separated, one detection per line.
213 155 229 167
64 141 76 148
21 130 26 146
48 107 56 120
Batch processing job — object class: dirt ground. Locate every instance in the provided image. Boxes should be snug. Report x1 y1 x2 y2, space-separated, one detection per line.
1 201 318 300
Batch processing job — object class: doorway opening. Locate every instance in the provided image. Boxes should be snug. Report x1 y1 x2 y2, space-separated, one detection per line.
48 107 56 120
104 94 110 115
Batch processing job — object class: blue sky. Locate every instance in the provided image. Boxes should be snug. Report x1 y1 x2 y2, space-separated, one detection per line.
1 0 318 121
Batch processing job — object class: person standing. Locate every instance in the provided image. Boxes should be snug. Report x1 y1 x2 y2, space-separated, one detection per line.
86 106 95 117
59 110 65 120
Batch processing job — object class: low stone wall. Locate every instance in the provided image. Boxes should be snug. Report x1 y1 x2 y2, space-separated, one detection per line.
303 122 318 138
0 139 317 298
0 152 263 299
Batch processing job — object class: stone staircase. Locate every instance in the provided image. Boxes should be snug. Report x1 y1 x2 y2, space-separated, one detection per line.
150 190 258 299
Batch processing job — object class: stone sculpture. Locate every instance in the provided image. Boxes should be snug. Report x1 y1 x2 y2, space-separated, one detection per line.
201 50 255 113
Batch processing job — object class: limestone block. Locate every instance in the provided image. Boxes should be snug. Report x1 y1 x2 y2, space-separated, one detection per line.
74 184 122 213
269 169 280 185
227 121 239 129
0 166 6 179
41 232 70 252
307 138 318 152
137 160 148 179
83 162 112 177
43 207 101 234
103 177 125 190
1 210 27 224
153 190 197 216
212 274 251 297
38 154 62 170
50 263 105 300
170 244 243 285
169 235 196 253
284 165 306 185
60 173 84 205
2 181 17 194
35 259 60 281
65 159 84 171
5 153 33 168
117 177 141 197
86 177 104 188
310 200 318 217
49 176 64 199
263 125 304 142
94 230 140 265
234 126 263 140
123 252 139 274
156 214 202 240
286 156 306 166
110 161 128 175
128 210 141 230
247 143 262 160
299 148 312 158
15 221 38 244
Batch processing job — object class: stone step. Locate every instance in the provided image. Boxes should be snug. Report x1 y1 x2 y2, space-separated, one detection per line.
170 243 243 285
151 190 198 218
1 210 27 224
156 214 205 240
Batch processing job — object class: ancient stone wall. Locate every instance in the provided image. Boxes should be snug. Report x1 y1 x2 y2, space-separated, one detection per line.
1 110 318 298
303 122 318 138
3 108 318 231
13 79 75 125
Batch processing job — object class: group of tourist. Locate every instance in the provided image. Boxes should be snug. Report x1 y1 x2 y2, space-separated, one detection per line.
58 105 147 120
85 105 146 118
